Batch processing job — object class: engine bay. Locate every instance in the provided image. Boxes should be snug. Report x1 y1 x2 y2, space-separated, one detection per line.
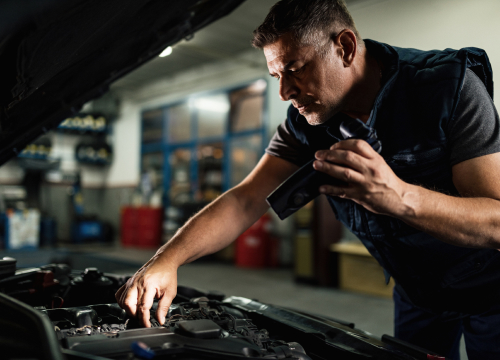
44 297 311 359
0 257 442 360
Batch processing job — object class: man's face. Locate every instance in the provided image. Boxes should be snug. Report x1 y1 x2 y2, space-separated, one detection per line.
264 33 349 125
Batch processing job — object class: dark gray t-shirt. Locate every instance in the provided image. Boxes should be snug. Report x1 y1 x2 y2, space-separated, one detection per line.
266 69 500 167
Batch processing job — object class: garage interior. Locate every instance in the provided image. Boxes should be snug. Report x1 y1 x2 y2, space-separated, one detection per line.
1 1 500 359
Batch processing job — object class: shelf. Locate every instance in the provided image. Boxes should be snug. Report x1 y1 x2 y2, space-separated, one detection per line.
57 127 107 135
330 242 370 256
16 157 61 171
76 159 111 166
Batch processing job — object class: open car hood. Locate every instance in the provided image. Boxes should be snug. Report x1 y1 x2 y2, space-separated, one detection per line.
0 0 245 166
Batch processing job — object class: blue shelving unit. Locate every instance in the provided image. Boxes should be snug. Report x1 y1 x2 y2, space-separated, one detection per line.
140 79 269 208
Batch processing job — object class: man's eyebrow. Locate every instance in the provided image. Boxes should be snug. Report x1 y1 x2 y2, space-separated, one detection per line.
269 60 298 77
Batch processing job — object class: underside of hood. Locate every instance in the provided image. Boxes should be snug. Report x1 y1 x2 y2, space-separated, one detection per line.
0 0 245 166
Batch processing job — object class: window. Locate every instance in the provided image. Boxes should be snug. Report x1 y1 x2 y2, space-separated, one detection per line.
169 148 192 205
167 103 191 143
230 135 261 187
195 94 228 138
140 79 267 208
142 109 163 143
230 79 267 132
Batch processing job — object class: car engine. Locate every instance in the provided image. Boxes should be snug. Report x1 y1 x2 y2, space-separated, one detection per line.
44 297 310 360
0 257 440 360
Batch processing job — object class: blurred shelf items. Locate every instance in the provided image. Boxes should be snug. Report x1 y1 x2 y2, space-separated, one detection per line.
293 196 343 287
0 186 56 250
75 142 112 165
134 79 269 254
0 209 41 250
58 113 107 134
0 109 115 249
18 137 61 171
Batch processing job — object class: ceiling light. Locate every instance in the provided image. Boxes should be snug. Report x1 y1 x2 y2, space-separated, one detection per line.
194 98 230 113
159 46 172 57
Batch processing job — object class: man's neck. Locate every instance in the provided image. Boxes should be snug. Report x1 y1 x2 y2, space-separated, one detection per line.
342 46 383 123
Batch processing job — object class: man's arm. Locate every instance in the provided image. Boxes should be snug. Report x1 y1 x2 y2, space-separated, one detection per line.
314 140 500 249
403 152 500 248
115 154 298 327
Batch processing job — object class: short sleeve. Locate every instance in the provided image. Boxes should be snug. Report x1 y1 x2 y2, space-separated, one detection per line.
447 69 500 166
265 119 311 167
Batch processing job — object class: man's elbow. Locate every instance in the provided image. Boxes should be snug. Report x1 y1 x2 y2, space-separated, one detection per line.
226 184 270 216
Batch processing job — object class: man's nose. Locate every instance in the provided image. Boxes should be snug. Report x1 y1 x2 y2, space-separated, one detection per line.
278 76 298 101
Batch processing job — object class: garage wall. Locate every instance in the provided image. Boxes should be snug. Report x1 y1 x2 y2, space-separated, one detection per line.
349 0 500 103
105 101 141 187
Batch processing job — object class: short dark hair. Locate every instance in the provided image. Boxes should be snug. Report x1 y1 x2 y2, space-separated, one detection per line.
252 0 360 51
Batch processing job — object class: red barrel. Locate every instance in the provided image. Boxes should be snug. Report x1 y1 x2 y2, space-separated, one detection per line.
137 207 163 248
120 207 137 246
121 207 162 248
235 214 276 268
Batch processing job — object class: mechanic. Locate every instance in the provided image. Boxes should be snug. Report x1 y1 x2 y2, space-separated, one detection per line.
116 1 500 358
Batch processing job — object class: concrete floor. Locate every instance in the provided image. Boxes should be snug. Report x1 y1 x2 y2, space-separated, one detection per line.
3 245 467 359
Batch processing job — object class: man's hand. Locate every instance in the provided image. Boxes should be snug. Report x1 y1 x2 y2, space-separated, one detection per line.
313 139 410 217
313 139 500 249
115 256 178 328
114 154 299 326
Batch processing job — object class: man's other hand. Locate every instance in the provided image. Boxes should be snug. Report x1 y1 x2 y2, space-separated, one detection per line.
115 258 177 328
313 139 408 217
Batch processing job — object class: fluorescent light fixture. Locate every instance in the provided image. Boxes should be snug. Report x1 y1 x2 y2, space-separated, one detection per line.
159 46 173 57
194 98 230 113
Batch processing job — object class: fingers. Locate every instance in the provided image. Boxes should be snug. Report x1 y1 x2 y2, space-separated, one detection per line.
121 283 139 317
319 183 351 198
138 287 156 328
115 285 124 303
313 160 364 184
315 148 367 174
313 139 381 185
115 259 179 328
329 139 378 158
157 287 177 325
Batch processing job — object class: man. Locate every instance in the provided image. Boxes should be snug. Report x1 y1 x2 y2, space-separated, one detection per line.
116 1 500 358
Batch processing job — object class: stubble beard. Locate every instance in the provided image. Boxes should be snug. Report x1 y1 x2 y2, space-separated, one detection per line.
304 113 326 126
303 101 341 126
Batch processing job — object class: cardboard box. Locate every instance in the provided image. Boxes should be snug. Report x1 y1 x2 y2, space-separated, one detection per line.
331 242 394 298
4 209 41 250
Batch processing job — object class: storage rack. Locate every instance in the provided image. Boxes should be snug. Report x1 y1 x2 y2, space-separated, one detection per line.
140 79 269 208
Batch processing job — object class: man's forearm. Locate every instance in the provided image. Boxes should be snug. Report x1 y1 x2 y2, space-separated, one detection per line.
397 184 500 249
315 141 500 249
142 154 299 271
152 186 269 269
115 155 298 327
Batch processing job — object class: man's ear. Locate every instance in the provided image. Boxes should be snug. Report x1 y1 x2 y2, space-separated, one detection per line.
334 29 357 67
